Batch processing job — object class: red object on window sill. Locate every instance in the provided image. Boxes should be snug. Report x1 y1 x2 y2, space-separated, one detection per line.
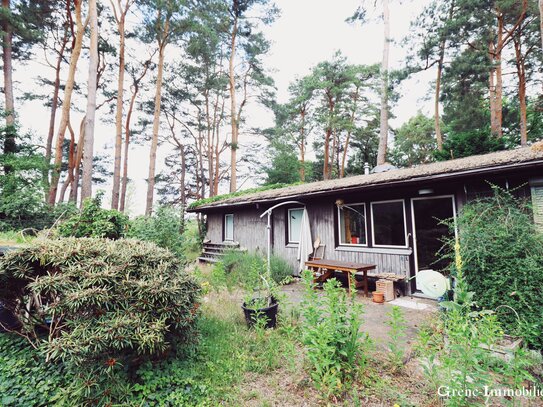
351 236 359 244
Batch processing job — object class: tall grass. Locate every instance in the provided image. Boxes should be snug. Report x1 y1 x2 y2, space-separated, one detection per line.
216 249 294 289
0 230 33 245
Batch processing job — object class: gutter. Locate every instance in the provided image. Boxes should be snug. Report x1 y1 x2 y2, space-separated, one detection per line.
188 159 543 212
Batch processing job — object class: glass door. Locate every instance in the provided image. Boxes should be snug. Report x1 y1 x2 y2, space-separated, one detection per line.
224 214 234 241
411 196 456 290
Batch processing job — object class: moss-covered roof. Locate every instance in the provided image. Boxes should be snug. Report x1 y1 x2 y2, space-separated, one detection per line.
188 145 543 212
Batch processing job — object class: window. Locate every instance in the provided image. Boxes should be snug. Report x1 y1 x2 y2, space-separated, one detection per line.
288 208 304 243
224 214 234 241
371 200 407 247
338 203 367 245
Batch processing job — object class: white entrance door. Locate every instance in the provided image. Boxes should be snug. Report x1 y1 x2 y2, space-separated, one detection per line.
224 214 234 241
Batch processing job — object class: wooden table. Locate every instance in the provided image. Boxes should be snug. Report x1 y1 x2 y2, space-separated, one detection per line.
305 259 377 297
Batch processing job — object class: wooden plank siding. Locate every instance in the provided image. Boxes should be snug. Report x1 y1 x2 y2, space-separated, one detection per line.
204 200 411 280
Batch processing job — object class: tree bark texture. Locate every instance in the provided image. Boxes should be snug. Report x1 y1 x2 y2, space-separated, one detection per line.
228 13 238 193
539 0 543 52
513 36 528 146
299 107 306 182
48 0 86 205
2 0 16 164
377 0 390 166
80 0 99 202
145 19 168 215
110 0 133 209
434 39 445 150
44 24 70 194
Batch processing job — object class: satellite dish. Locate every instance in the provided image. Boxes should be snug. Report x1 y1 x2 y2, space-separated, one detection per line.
417 270 449 299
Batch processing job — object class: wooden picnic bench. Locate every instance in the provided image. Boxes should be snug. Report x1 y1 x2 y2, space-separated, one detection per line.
305 259 377 297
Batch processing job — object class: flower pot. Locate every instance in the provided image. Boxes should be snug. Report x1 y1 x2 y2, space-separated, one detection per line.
372 291 385 304
242 296 278 329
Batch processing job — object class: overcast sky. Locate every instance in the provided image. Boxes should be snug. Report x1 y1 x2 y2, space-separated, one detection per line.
18 0 435 215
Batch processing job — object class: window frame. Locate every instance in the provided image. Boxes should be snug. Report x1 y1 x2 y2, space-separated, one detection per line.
223 213 234 242
287 207 304 244
370 199 409 249
337 202 368 247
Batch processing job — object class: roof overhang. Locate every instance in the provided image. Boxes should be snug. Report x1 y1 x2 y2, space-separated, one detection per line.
188 156 543 213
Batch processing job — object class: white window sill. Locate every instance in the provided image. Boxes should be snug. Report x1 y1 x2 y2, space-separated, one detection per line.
286 243 299 248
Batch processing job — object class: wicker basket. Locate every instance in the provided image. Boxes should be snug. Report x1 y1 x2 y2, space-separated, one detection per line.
376 279 395 302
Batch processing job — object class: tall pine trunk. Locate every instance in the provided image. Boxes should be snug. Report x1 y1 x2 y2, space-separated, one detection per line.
323 93 334 180
323 129 331 180
120 115 131 212
299 107 306 182
69 117 85 202
341 88 359 178
376 0 390 165
434 0 455 150
204 90 214 196
539 0 543 51
513 37 528 146
434 38 445 150
489 15 504 138
80 0 98 202
2 0 15 166
228 14 239 193
49 0 85 205
120 93 136 213
44 27 69 195
111 0 131 209
495 17 504 137
111 19 126 209
145 26 168 215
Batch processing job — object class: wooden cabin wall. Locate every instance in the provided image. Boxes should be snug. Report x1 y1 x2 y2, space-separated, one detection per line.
205 213 223 242
205 208 268 254
232 208 268 253
201 171 536 293
270 201 410 277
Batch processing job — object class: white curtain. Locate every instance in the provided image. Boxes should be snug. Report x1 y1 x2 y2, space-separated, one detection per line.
296 208 313 276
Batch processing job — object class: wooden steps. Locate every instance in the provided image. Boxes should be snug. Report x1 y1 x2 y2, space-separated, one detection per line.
198 241 246 264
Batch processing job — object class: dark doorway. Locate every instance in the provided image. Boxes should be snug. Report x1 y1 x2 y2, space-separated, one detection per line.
411 196 456 291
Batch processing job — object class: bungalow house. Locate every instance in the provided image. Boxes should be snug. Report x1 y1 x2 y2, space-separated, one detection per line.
188 146 543 295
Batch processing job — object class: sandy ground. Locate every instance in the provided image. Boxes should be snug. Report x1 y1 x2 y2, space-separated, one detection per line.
280 279 437 348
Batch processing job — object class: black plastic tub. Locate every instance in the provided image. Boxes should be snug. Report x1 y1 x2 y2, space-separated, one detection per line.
241 297 278 329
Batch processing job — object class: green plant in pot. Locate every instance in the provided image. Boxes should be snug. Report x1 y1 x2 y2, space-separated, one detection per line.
241 259 279 329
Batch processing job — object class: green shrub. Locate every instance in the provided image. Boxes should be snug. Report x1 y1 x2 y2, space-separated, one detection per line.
128 205 185 259
299 270 370 399
181 220 203 262
386 305 407 373
0 201 78 233
449 188 543 348
0 238 200 404
216 250 292 289
270 254 294 284
419 258 538 406
434 129 506 161
57 192 128 239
